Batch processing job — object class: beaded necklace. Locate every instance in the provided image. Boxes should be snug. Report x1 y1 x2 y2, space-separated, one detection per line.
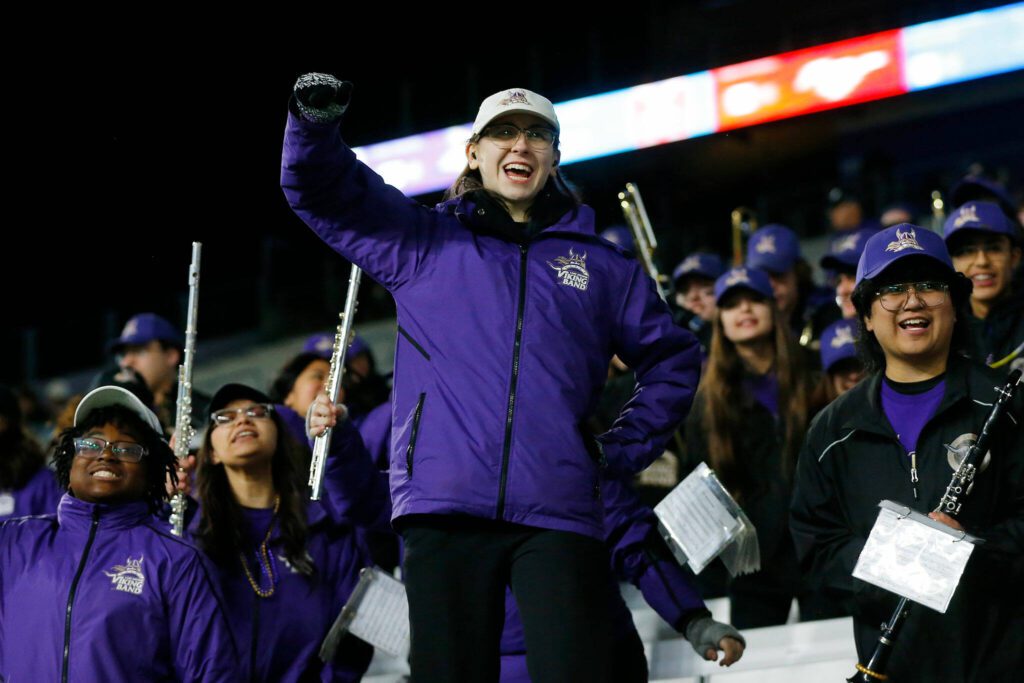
239 495 280 598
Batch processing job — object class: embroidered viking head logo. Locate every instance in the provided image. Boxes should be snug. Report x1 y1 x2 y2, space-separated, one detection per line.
885 227 924 253
754 235 777 254
953 205 980 229
680 255 702 273
835 232 862 253
724 268 750 287
121 319 138 337
314 337 333 353
548 248 590 291
830 325 855 348
499 90 531 107
104 556 146 595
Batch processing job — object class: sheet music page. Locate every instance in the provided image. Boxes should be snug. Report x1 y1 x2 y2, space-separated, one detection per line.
346 568 410 657
655 463 742 573
853 504 975 613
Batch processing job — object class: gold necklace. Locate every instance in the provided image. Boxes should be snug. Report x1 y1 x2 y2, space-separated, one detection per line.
239 495 280 598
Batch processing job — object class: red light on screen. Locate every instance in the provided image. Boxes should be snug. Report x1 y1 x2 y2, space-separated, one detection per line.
712 30 906 131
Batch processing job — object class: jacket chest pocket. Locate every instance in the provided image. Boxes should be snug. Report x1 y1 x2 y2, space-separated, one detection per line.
406 393 426 477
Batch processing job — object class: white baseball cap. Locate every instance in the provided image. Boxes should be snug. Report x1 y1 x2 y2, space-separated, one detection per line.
75 385 164 435
472 88 559 136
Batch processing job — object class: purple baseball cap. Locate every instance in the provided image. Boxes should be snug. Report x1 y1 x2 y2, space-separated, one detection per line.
672 253 725 286
820 227 876 272
746 224 801 274
600 225 634 251
108 313 183 353
714 267 774 305
819 319 859 373
855 224 954 287
950 175 1017 221
943 201 1019 244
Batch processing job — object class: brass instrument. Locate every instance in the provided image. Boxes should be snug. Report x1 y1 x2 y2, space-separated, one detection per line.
930 190 946 234
170 242 202 537
309 263 363 500
730 207 758 267
618 183 669 300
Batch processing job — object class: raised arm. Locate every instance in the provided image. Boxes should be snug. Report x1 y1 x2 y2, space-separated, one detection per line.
280 74 437 291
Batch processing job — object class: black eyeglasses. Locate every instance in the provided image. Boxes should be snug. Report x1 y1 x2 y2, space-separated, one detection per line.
210 403 274 426
73 437 148 463
874 281 949 312
480 124 557 150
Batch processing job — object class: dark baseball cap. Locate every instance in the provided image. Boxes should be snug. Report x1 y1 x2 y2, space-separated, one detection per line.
820 319 859 373
672 253 725 286
109 313 183 354
855 224 954 287
746 224 801 274
820 227 876 272
714 267 774 305
943 201 1020 244
209 384 272 413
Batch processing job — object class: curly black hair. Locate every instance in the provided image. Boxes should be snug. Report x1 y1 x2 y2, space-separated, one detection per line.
52 405 177 512
850 255 973 374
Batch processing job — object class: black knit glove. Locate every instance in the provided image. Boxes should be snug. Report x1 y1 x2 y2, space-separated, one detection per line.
293 73 353 124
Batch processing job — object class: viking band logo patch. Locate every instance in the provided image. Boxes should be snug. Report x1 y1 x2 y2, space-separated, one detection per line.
548 249 590 291
754 235 777 254
105 556 145 595
885 227 924 253
831 325 855 348
953 205 980 229
499 90 531 107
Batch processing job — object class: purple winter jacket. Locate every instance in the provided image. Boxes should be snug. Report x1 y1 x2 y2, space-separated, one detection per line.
0 494 239 682
186 404 374 682
282 113 701 539
0 465 62 519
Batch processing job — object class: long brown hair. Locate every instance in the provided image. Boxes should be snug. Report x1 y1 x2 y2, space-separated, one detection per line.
195 409 314 577
699 301 811 500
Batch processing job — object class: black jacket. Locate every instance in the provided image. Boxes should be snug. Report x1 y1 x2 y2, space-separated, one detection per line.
791 356 1024 682
965 288 1024 371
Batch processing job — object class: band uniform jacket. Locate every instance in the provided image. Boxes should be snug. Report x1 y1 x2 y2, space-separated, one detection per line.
282 111 701 540
790 356 1024 682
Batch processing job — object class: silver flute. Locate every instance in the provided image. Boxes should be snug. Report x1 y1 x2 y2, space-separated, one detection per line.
169 242 202 536
309 263 363 500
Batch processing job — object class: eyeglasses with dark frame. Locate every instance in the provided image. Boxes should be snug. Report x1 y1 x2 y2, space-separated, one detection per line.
479 124 557 150
73 437 148 463
873 281 949 312
210 403 274 427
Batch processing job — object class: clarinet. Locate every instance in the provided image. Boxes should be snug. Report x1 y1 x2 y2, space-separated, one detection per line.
309 263 362 500
169 242 202 537
850 369 1022 681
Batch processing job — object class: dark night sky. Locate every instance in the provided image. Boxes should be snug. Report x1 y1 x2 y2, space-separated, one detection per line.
6 2 1021 383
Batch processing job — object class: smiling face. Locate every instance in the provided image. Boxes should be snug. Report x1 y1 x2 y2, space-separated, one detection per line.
208 399 277 471
864 282 955 377
466 113 559 222
719 291 774 344
949 232 1020 314
69 422 148 504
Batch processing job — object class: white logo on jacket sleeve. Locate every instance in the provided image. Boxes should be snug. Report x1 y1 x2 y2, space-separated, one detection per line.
885 227 924 253
548 248 590 291
104 556 146 595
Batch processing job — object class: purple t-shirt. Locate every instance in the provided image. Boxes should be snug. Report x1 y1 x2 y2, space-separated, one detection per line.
743 371 779 419
880 374 946 454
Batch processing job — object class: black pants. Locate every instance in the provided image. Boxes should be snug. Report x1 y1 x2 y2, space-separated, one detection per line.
402 516 613 683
